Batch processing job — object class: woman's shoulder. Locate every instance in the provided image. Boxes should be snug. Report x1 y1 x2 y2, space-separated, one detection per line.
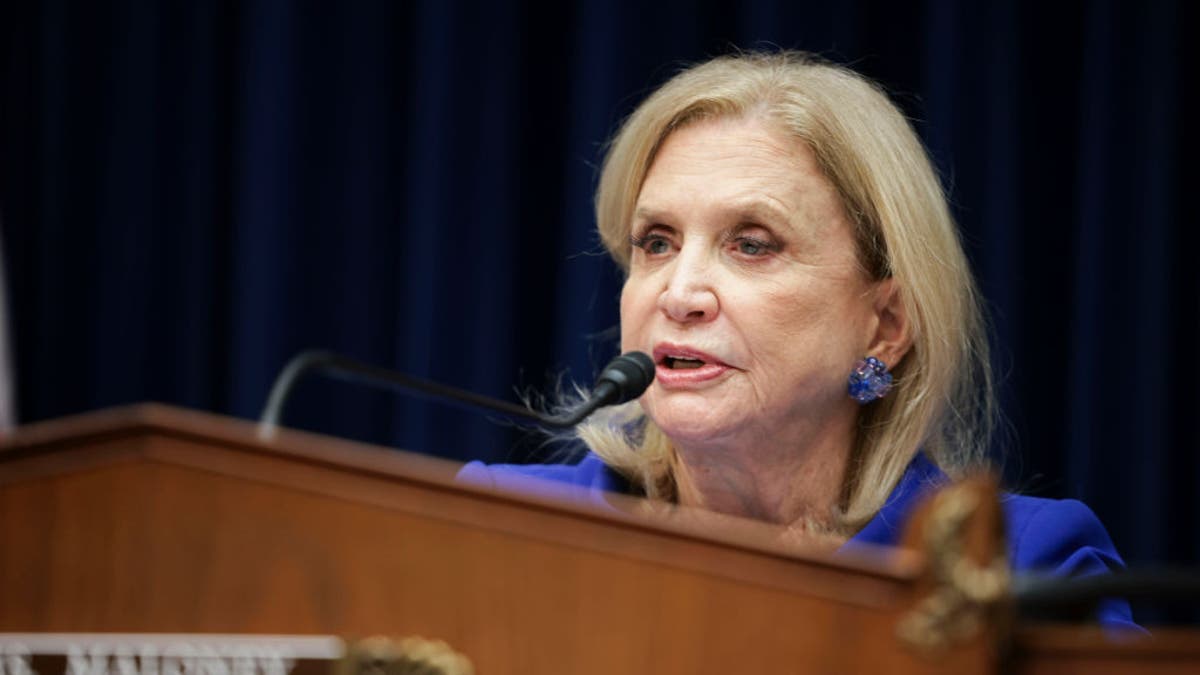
854 456 1138 629
456 451 633 500
1000 493 1124 573
1000 493 1139 630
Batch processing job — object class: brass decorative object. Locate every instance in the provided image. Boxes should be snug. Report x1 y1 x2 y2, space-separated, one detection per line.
897 481 1012 652
337 636 474 675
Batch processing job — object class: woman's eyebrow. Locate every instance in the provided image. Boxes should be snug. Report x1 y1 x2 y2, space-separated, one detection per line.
725 199 794 229
634 200 793 225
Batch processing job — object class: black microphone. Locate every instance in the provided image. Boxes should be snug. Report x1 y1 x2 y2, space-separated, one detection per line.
257 350 655 438
1015 565 1200 621
539 350 656 428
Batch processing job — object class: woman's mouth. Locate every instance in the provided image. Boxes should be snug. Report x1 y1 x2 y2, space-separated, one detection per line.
653 345 732 387
663 356 706 370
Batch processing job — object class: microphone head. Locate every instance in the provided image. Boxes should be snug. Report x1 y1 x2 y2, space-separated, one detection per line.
594 351 656 404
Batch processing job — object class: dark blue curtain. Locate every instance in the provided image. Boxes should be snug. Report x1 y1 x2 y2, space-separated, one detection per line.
2 0 1196 618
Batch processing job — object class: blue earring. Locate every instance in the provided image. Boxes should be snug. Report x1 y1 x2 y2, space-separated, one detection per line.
848 356 893 404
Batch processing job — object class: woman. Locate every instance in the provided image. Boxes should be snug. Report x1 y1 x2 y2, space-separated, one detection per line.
459 51 1134 628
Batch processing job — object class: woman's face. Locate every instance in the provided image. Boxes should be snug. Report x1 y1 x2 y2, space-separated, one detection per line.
620 116 883 449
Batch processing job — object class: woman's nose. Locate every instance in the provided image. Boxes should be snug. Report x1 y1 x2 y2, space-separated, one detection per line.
657 252 719 323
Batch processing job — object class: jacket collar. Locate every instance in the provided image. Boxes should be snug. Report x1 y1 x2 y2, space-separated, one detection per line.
844 452 948 549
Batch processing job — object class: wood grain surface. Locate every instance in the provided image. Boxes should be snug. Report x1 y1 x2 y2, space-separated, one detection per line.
1 404 1195 674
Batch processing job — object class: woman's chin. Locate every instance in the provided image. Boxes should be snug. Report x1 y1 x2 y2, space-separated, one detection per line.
644 397 743 445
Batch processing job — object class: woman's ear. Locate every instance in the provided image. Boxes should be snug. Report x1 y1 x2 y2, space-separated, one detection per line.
868 277 912 368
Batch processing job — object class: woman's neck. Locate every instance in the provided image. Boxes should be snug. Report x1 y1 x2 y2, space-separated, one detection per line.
669 419 854 534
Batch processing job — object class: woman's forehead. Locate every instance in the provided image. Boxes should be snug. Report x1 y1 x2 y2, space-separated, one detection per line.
634 118 846 229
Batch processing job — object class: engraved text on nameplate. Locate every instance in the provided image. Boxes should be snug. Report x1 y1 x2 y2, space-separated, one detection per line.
0 635 344 675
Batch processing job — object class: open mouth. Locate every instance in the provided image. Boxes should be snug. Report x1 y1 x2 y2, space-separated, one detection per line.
662 356 706 370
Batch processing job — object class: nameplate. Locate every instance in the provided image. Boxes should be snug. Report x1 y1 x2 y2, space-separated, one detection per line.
0 635 343 675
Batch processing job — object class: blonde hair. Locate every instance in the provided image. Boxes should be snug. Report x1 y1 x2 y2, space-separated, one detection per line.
579 51 994 530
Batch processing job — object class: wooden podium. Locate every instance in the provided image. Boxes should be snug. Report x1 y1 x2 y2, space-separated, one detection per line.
1 404 1196 674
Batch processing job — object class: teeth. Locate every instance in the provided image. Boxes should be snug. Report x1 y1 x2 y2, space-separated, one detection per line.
664 356 705 369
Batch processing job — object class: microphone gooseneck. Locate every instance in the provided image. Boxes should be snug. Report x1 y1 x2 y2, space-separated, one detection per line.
257 349 656 438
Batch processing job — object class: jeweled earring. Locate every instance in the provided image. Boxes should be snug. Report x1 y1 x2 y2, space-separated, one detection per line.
847 356 893 403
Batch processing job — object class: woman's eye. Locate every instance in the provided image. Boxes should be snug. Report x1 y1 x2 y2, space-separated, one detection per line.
735 236 774 256
631 233 673 255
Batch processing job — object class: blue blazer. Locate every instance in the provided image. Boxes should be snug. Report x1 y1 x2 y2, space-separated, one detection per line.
459 451 1138 630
